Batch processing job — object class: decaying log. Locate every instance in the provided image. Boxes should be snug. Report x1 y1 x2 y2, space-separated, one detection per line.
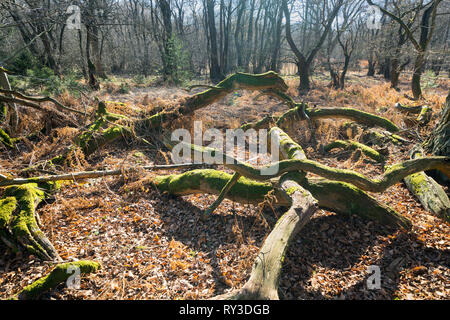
11 261 100 300
151 169 411 229
404 149 450 222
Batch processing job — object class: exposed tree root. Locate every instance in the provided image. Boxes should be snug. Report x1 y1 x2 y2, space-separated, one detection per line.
10 261 101 300
324 140 386 162
0 183 61 261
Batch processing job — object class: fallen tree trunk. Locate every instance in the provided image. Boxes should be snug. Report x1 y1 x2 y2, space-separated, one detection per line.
404 149 450 222
10 260 100 300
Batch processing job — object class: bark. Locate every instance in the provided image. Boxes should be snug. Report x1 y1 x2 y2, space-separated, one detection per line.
424 92 450 157
205 0 225 83
213 127 319 300
243 102 400 133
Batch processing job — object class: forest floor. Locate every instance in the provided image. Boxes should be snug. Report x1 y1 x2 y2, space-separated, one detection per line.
0 71 449 300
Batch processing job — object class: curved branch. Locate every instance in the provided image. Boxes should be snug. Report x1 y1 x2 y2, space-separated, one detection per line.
168 140 449 193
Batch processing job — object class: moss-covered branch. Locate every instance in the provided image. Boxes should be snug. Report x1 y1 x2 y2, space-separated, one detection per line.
324 140 386 162
168 140 449 193
11 261 101 300
215 128 319 300
139 72 288 130
242 103 400 133
215 174 318 300
0 127 14 149
150 169 411 229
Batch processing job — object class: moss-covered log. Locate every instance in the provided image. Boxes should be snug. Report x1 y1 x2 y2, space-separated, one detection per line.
0 183 61 261
324 140 386 162
404 149 450 222
152 169 291 207
269 127 410 229
151 169 411 229
11 261 101 300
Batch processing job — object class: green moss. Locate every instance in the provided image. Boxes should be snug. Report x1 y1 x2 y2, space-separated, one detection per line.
296 178 411 229
407 173 429 196
0 197 17 228
325 140 385 162
14 260 101 300
0 127 14 149
1 183 60 260
154 169 275 203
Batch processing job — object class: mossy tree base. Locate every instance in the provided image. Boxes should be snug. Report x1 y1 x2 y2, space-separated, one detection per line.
0 182 61 261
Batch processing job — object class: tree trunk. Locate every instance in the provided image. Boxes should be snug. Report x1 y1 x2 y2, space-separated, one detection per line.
424 92 450 157
206 0 225 83
412 52 426 99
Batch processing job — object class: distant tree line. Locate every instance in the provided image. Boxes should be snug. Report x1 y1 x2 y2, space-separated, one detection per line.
0 0 448 96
